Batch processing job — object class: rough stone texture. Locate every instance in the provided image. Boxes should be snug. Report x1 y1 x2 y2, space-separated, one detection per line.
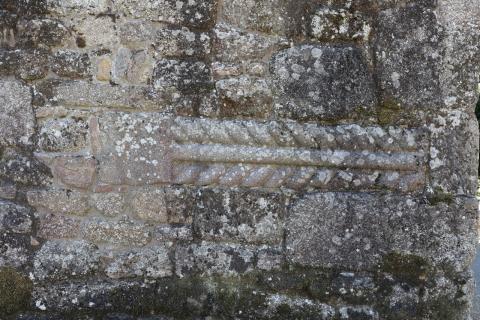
0 0 479 319
33 240 99 281
0 80 34 146
271 45 376 121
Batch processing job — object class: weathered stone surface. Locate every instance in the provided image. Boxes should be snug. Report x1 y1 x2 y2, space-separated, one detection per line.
34 240 99 281
130 188 168 223
175 242 257 277
27 189 90 216
50 50 91 79
0 201 32 234
112 47 154 85
1 0 479 318
47 0 110 15
286 193 477 271
82 218 152 247
310 7 371 42
271 45 376 121
0 80 34 146
213 23 288 62
153 59 211 93
37 117 89 152
216 76 273 118
34 80 160 109
36 213 82 240
265 294 336 319
428 110 479 196
0 267 32 315
374 4 443 110
91 192 125 217
104 246 172 279
153 224 192 242
16 18 69 47
222 0 288 35
113 0 217 29
191 188 285 244
50 156 96 190
0 49 49 80
154 28 211 58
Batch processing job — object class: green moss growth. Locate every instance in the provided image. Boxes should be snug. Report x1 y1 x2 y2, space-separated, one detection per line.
0 267 33 315
378 99 402 125
427 187 454 205
380 252 432 286
381 252 433 286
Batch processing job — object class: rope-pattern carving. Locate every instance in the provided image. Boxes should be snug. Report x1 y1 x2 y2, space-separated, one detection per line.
170 162 425 192
169 117 426 152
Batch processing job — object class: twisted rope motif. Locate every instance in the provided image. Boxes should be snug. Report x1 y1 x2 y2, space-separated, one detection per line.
170 162 425 192
169 117 426 152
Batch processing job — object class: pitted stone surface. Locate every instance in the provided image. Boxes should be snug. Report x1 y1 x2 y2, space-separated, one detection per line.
0 0 479 318
271 45 376 121
0 80 34 146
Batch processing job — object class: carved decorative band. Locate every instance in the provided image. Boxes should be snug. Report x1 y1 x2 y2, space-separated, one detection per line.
92 114 428 192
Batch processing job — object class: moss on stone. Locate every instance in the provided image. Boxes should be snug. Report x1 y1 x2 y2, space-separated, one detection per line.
378 98 402 125
0 267 33 315
380 252 432 286
427 187 454 205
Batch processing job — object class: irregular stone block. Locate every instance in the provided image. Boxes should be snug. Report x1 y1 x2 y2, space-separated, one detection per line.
310 7 371 42
271 45 376 121
50 50 91 78
27 189 90 216
428 110 478 196
222 0 288 35
0 232 31 268
96 55 112 81
286 193 477 271
104 246 172 279
34 80 160 109
374 4 443 110
153 224 193 242
33 240 99 281
50 156 96 189
0 49 49 79
37 117 89 153
0 80 34 146
154 28 211 58
47 0 110 15
163 187 195 223
153 59 211 93
113 0 217 29
36 213 82 240
130 188 168 223
112 47 154 85
175 242 257 277
191 188 285 244
0 148 51 186
91 192 125 217
72 16 119 49
17 18 69 47
0 200 32 234
82 218 152 247
216 76 273 118
213 23 288 62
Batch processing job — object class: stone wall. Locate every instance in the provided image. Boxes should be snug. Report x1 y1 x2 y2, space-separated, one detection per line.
0 0 479 319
